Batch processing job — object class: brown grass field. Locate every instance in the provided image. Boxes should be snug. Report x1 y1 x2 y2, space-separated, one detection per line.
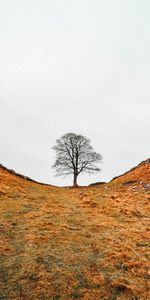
0 160 150 299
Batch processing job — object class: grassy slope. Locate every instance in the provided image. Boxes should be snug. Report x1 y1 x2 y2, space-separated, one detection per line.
111 159 150 184
0 166 150 300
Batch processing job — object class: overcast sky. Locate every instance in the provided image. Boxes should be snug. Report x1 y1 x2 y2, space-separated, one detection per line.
0 0 150 186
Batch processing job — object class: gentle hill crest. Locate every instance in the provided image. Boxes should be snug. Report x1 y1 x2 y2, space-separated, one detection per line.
1 158 150 187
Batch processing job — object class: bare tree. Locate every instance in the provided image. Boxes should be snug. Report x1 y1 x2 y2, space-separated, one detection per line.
52 133 102 187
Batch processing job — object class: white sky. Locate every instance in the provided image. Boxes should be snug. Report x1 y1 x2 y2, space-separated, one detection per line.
0 0 150 186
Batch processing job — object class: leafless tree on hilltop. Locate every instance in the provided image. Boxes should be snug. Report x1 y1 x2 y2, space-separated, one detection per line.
52 133 102 187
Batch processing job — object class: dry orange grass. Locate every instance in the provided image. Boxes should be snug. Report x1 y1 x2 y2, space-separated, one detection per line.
111 159 150 184
0 163 150 299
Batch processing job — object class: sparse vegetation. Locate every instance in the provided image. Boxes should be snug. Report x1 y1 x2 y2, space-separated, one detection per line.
0 159 149 299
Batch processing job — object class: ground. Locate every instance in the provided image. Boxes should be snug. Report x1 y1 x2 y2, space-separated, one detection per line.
0 164 150 300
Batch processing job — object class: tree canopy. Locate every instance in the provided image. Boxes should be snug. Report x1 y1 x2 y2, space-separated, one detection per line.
52 133 102 186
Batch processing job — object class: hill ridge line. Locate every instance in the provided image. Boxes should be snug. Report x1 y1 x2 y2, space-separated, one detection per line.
111 158 150 181
0 163 54 187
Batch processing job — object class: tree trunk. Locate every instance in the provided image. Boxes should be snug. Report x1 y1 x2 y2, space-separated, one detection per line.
73 173 78 187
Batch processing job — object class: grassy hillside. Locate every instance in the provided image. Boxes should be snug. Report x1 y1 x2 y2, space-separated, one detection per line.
0 162 150 299
111 159 150 184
